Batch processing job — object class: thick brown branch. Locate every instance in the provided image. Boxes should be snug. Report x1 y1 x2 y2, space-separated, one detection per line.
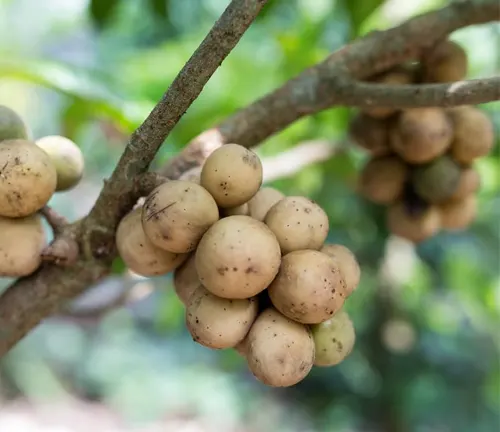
0 0 267 357
161 0 499 178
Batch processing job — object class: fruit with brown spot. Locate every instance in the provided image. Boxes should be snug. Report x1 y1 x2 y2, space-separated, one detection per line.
0 139 57 218
320 244 360 297
186 285 259 349
141 180 219 253
195 215 281 299
116 207 188 277
268 249 347 324
311 309 356 367
246 308 315 387
200 143 263 208
265 196 329 255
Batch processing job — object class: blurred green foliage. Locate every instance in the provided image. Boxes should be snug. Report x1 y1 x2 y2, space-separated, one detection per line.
0 0 499 431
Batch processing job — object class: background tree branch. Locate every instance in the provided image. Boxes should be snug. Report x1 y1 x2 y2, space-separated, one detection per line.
161 0 499 178
0 0 498 358
0 0 269 357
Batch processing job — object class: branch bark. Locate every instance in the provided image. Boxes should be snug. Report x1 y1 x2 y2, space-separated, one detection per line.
0 0 268 357
0 0 498 357
161 0 500 178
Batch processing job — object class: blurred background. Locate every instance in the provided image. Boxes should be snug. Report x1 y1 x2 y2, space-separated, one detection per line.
0 0 499 431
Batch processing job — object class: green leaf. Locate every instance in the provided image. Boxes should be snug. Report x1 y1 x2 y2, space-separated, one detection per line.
89 0 122 29
344 0 384 36
0 57 141 131
149 0 169 19
111 256 127 275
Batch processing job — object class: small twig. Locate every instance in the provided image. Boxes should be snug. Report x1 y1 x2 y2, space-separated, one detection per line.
40 206 68 235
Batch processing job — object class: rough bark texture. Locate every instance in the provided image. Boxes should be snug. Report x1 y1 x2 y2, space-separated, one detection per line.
0 0 498 357
161 0 500 178
0 0 269 356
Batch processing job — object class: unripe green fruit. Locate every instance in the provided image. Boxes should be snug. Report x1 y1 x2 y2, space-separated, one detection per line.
311 309 356 367
36 135 85 192
0 105 29 142
411 156 461 203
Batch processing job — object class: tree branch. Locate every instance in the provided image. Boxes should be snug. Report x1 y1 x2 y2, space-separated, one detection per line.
330 76 500 109
0 0 268 357
161 0 499 178
0 0 497 357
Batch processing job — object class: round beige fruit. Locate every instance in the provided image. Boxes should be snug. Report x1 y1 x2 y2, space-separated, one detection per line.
173 254 199 305
311 309 356 367
246 308 315 387
0 139 57 218
449 167 480 201
422 40 468 83
349 113 392 156
264 196 329 255
0 105 28 142
116 207 188 277
320 244 361 297
195 215 281 299
142 180 219 253
390 108 453 164
358 155 408 204
386 201 441 243
268 250 347 324
36 135 85 192
439 194 477 231
0 213 45 277
200 143 263 208
247 187 285 222
186 285 259 349
448 106 494 164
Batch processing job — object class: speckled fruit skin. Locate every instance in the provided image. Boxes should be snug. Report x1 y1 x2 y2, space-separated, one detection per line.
267 249 347 324
247 187 285 221
141 180 219 253
311 309 356 367
246 308 315 387
0 139 57 218
116 207 188 277
195 215 281 299
320 244 361 297
200 143 263 208
264 196 329 255
185 285 259 349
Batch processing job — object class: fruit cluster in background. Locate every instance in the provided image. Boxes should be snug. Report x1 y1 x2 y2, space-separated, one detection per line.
349 39 495 243
116 143 361 388
0 105 85 277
